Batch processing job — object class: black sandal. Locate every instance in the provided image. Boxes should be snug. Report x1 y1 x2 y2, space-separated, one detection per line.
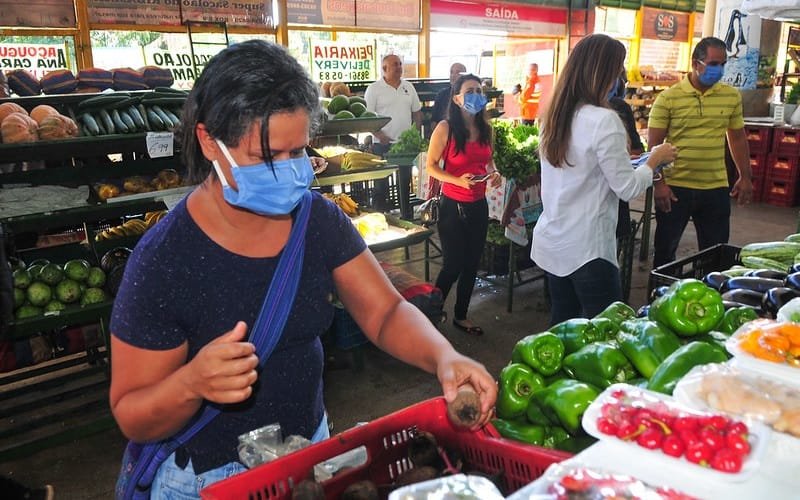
452 319 484 336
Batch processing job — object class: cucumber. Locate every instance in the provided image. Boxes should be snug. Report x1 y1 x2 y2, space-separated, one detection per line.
138 104 151 131
151 105 174 129
146 107 165 131
126 106 145 130
153 86 188 95
79 113 100 136
77 94 131 112
161 108 181 128
741 255 789 272
118 108 136 132
785 233 800 243
96 109 115 135
105 96 141 110
740 241 800 265
111 109 129 133
140 96 187 107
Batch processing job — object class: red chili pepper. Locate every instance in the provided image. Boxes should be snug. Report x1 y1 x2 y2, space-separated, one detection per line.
637 427 664 450
632 408 655 427
673 415 700 433
699 428 725 451
596 417 619 436
610 389 627 400
725 433 751 456
685 440 712 465
727 421 749 437
661 434 685 458
705 415 731 431
616 421 642 441
677 429 700 448
710 448 744 473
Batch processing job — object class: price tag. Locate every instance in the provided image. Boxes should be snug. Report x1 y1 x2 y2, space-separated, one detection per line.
146 132 174 158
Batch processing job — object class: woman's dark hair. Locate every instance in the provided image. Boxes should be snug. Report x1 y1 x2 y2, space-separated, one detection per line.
446 74 491 155
180 40 321 183
540 34 626 168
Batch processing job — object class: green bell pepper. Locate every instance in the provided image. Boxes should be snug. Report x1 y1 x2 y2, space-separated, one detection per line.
716 306 759 335
549 319 603 354
542 426 570 449
491 418 546 446
526 398 554 426
511 332 565 376
647 341 729 395
543 369 570 386
693 331 732 359
496 363 545 419
648 279 725 336
531 379 600 435
616 319 682 379
562 342 638 389
590 317 619 341
595 301 637 329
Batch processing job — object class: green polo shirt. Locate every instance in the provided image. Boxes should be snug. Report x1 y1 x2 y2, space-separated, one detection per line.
648 76 744 189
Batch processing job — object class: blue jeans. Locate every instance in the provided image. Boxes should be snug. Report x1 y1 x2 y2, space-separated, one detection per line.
653 186 731 267
149 413 329 498
546 258 622 326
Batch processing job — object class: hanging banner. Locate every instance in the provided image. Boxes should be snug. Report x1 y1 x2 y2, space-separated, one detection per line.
0 44 70 80
430 0 567 37
641 8 690 42
716 0 761 89
356 0 419 30
287 0 355 26
87 0 273 28
0 0 75 28
309 41 376 83
143 45 224 89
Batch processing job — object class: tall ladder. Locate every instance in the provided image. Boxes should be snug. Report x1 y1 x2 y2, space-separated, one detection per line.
184 20 230 81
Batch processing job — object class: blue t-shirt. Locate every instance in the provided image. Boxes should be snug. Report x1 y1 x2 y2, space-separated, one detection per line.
110 191 366 473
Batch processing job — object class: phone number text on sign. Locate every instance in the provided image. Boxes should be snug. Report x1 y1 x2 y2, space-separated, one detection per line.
316 70 372 82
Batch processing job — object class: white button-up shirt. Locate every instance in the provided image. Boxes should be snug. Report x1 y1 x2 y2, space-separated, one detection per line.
364 78 422 142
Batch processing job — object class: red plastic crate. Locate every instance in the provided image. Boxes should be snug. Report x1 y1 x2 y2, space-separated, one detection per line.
765 155 800 182
745 125 773 154
763 175 799 207
749 152 767 179
751 175 764 203
200 398 571 499
773 128 800 156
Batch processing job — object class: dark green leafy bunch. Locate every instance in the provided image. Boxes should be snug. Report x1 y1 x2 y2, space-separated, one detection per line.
492 120 540 182
389 127 429 154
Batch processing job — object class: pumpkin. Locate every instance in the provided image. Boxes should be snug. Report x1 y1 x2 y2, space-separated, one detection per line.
1 112 38 143
37 114 79 141
0 102 27 123
30 104 60 125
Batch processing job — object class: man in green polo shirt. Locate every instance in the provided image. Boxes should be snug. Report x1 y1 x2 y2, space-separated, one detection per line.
648 36 752 267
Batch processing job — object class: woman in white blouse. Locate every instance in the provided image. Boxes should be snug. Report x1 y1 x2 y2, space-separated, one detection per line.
531 34 677 325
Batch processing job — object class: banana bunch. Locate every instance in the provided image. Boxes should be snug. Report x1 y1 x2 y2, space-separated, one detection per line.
95 211 168 241
322 193 360 217
627 66 644 84
341 151 385 171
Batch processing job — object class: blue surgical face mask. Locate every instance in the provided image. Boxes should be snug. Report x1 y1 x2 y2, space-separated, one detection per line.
462 92 488 115
698 61 724 87
212 139 314 216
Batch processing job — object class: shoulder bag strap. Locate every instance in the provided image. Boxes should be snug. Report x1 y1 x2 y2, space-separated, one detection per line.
129 191 314 494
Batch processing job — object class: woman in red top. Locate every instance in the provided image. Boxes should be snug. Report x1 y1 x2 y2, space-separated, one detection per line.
425 74 501 335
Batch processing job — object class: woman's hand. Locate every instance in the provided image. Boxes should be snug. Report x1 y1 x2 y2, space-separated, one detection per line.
184 321 259 404
488 171 502 188
436 351 498 429
310 156 327 174
648 142 678 168
457 173 475 189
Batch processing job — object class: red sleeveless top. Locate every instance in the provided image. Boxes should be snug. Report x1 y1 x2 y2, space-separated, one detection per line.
440 139 493 203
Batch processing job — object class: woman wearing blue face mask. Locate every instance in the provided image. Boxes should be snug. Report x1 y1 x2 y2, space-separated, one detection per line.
425 74 501 336
108 41 497 498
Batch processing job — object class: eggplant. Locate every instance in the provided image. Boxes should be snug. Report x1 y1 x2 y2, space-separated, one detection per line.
762 287 800 318
791 263 800 275
702 272 729 291
720 277 784 294
785 272 800 291
721 289 765 310
745 269 788 281
648 285 670 303
637 304 650 318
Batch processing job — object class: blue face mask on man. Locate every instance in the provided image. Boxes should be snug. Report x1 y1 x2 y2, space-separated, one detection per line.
462 92 488 115
698 61 724 87
212 139 314 216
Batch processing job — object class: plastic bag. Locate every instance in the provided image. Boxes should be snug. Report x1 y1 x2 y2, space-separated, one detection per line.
388 474 503 500
777 297 800 323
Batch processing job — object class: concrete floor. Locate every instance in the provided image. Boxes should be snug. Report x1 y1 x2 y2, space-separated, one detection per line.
1 193 797 499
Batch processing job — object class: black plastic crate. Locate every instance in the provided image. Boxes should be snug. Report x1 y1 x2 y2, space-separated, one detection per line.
647 244 741 296
344 178 399 212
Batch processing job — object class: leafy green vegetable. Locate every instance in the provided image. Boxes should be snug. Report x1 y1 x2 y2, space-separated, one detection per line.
389 127 428 154
492 120 540 183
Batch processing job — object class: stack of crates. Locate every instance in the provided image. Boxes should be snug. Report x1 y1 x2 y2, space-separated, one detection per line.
745 125 772 203
764 127 800 207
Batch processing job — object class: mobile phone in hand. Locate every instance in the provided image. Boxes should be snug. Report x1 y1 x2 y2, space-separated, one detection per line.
471 173 492 182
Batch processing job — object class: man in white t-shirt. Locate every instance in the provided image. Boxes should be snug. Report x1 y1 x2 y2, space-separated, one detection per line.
365 54 422 156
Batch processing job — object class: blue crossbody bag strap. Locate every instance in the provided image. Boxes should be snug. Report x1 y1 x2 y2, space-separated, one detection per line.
123 191 313 499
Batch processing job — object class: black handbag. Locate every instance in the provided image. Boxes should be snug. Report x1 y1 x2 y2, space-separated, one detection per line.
419 196 439 226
